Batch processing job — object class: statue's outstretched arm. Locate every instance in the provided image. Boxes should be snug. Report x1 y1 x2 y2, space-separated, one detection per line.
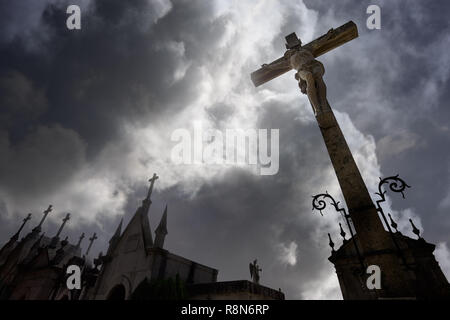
261 53 291 71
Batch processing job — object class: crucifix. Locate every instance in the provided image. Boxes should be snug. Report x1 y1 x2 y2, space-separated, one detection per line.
251 21 391 254
86 232 98 256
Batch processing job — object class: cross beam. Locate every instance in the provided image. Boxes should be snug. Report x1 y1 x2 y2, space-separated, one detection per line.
250 21 358 87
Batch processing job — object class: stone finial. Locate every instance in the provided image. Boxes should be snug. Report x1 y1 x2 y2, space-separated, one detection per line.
328 233 335 252
154 205 168 249
409 218 421 239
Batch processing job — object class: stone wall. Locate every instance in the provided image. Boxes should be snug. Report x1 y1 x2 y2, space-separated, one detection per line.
187 280 285 300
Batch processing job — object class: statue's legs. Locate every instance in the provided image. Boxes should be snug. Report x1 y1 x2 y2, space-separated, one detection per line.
312 62 327 113
298 61 327 115
299 70 321 115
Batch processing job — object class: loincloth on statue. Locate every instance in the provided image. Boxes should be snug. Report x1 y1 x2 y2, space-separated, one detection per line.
298 60 325 77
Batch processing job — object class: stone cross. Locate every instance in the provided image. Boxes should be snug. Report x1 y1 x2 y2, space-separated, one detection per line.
23 213 32 224
251 21 390 254
145 173 159 202
86 232 98 256
55 213 71 238
76 232 85 248
34 204 53 231
48 213 70 248
11 213 32 240
19 213 32 231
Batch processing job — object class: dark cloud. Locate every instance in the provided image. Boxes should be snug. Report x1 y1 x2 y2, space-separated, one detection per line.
0 124 86 198
1 0 224 153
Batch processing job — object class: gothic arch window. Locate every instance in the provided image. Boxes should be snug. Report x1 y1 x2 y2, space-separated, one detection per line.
107 284 126 300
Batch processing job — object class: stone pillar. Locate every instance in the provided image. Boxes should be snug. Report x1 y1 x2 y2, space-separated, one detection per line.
315 105 390 252
316 102 389 251
317 104 418 298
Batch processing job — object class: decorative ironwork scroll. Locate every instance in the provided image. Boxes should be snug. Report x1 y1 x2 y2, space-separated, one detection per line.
312 192 365 272
374 175 411 267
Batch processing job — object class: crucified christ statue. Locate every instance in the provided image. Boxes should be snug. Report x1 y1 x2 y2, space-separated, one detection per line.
261 31 331 116
250 21 431 300
250 21 389 256
251 22 389 246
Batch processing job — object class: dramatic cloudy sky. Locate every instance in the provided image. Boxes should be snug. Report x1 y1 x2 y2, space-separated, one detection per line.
1 0 449 299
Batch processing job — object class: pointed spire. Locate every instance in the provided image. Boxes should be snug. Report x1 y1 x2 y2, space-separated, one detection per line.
137 174 159 249
85 233 97 256
32 205 53 232
156 205 168 234
141 214 153 250
124 175 159 253
328 233 335 252
112 219 123 239
11 213 32 241
409 218 421 239
106 219 123 257
154 205 168 249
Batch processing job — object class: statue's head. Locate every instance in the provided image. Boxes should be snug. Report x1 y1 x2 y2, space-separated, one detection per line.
285 32 302 49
